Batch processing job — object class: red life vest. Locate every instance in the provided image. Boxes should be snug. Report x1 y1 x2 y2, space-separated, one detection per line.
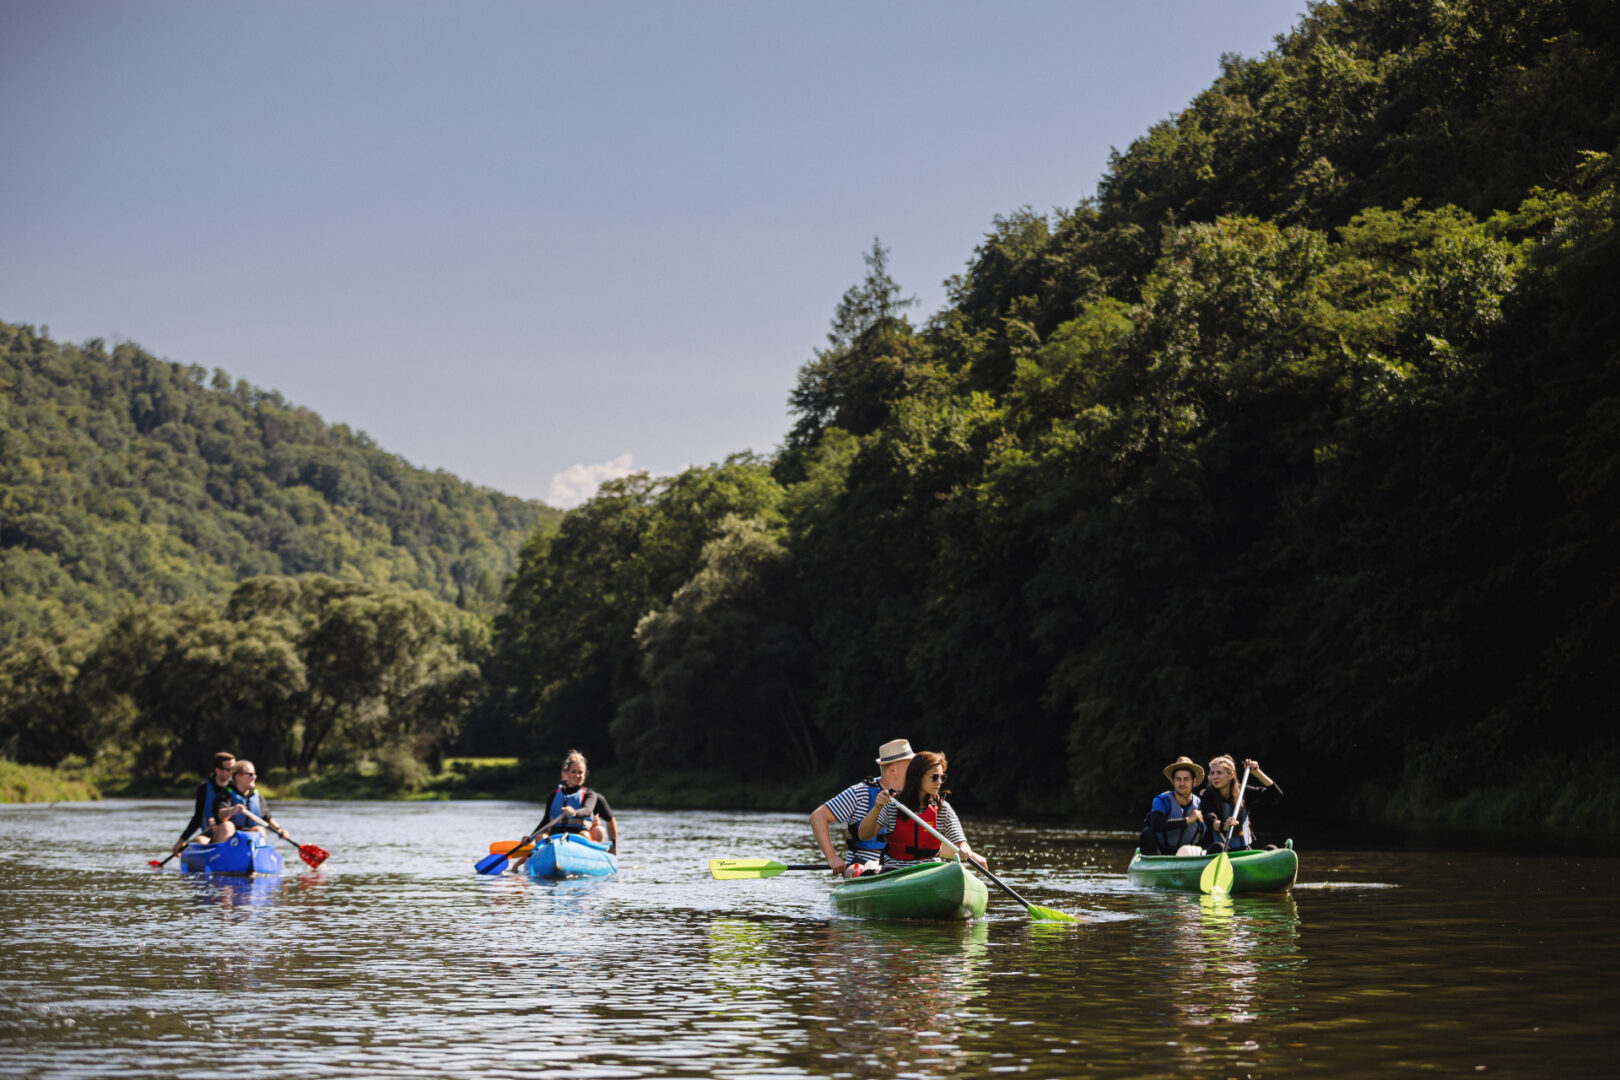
886 803 941 861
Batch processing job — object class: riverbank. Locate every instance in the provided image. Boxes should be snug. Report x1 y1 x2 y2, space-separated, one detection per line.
0 760 101 803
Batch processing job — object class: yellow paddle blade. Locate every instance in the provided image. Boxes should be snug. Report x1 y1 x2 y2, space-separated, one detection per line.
488 840 534 857
1199 852 1234 896
709 859 791 879
1026 903 1082 923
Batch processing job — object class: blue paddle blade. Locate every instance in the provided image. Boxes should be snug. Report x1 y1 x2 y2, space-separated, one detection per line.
474 851 510 875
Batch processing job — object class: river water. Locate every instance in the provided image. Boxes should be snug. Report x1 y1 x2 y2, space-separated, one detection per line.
2 799 1617 1078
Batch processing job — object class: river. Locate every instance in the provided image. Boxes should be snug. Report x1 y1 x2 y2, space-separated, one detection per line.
2 799 1616 1078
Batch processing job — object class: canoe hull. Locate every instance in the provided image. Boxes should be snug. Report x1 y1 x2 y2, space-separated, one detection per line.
181 832 282 876
526 834 618 879
1126 841 1297 893
830 860 989 921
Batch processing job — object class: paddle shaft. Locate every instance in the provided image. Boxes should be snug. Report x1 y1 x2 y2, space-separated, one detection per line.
1221 766 1252 847
883 795 1039 912
152 833 203 867
476 815 563 875
231 806 292 844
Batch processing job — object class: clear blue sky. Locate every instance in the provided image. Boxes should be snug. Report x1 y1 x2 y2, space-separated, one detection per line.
1 0 1305 507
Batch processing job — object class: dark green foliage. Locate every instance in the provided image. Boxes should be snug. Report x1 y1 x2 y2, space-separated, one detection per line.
489 456 787 768
0 323 556 646
487 0 1620 824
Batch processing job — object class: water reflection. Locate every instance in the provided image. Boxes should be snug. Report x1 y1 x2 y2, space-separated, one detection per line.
702 916 994 1077
4 803 1620 1079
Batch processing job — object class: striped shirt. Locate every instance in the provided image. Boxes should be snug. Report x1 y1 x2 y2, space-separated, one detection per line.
821 780 885 862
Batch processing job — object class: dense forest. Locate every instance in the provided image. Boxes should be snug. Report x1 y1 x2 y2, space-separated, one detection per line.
488 0 1620 824
0 323 556 645
5 0 1618 825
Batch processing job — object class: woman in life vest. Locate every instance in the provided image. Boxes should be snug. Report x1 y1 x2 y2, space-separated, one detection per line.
855 751 988 871
511 750 619 872
1200 754 1283 852
210 760 289 844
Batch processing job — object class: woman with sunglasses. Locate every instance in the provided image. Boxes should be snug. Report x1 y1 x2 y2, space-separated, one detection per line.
855 751 988 871
210 761 289 844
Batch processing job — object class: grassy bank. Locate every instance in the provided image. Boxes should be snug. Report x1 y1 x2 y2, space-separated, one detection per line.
0 760 102 803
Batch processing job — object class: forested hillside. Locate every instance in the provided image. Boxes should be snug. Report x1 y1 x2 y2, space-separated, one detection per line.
0 322 557 644
489 0 1620 824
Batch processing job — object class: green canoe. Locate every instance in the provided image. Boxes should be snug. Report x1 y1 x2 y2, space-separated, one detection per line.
830 859 989 920
1126 839 1298 893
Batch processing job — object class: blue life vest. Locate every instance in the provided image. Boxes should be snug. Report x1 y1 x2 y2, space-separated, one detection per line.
221 788 265 826
547 785 592 833
1149 791 1205 851
846 779 889 855
202 778 228 823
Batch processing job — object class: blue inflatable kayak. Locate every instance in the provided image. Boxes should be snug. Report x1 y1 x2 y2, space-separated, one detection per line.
525 833 617 879
181 831 282 876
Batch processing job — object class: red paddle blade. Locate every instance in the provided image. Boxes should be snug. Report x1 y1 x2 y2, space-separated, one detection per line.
299 844 330 869
147 859 164 867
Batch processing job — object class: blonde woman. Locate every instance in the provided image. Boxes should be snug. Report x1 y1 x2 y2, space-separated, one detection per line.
1200 755 1283 852
210 761 289 844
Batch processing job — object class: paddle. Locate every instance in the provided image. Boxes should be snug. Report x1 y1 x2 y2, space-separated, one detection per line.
1199 765 1251 896
475 815 562 875
709 859 829 879
1199 851 1234 896
232 806 330 869
885 797 1080 923
148 835 202 868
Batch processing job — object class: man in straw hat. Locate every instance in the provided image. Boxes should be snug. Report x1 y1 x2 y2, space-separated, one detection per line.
810 739 916 877
1138 755 1209 855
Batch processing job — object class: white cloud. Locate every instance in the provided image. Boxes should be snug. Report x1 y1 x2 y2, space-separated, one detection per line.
548 453 636 509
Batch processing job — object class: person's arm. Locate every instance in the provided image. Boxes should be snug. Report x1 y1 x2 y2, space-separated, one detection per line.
809 803 848 874
857 789 894 840
1244 759 1283 799
593 794 618 853
937 803 987 868
174 785 209 853
259 797 288 839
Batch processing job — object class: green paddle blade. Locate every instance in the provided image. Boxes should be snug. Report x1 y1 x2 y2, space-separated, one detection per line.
1199 852 1234 896
709 859 825 880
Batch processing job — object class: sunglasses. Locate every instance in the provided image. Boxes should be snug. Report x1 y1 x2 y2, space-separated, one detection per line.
237 772 256 779
926 772 946 782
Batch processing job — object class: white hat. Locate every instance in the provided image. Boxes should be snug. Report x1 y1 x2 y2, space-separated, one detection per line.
875 739 916 765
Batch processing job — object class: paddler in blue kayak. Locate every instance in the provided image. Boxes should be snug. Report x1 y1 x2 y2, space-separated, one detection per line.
512 750 618 870
1138 755 1208 854
210 760 291 844
856 750 988 871
170 750 236 856
810 738 915 877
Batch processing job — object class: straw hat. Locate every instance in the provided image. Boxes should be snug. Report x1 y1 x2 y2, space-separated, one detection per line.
875 739 916 765
1162 755 1205 785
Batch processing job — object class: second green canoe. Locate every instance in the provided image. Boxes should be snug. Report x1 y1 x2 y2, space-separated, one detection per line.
830 859 989 920
1126 840 1299 893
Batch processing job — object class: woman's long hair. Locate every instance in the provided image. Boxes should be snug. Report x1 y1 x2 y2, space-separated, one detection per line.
897 752 949 813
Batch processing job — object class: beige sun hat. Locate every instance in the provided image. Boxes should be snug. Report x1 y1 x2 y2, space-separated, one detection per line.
875 739 916 765
1162 755 1206 785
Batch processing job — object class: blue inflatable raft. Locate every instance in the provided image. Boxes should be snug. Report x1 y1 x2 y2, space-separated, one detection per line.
181 831 283 876
525 833 618 879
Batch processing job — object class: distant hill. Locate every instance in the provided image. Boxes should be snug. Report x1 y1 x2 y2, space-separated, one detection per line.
0 320 558 644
